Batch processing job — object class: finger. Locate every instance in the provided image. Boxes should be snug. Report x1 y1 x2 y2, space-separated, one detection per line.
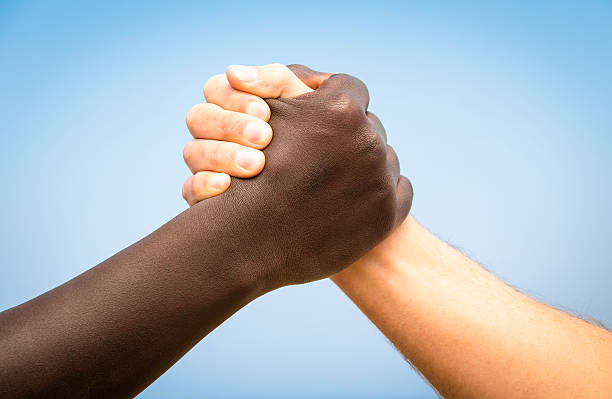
287 64 333 90
395 175 414 225
386 144 412 226
182 171 231 206
367 111 387 143
183 139 265 178
386 144 400 181
317 73 370 111
226 63 313 99
186 103 272 149
203 74 271 121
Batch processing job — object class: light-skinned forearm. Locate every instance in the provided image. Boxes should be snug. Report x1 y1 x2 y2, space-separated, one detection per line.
332 216 612 398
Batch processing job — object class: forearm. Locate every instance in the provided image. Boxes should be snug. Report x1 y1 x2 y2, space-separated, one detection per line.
332 216 612 398
0 201 261 398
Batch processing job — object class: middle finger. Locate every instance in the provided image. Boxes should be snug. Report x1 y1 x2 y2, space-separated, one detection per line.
186 103 273 149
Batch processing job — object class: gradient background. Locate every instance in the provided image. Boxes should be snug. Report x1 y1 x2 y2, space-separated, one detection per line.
1 1 611 398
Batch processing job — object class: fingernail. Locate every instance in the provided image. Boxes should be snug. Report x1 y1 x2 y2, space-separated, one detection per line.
235 149 263 170
229 65 256 83
209 173 229 189
246 102 269 120
243 122 270 144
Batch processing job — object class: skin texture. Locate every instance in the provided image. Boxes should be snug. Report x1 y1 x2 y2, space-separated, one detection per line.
190 64 612 398
334 216 612 398
182 64 333 205
0 68 412 398
180 64 327 203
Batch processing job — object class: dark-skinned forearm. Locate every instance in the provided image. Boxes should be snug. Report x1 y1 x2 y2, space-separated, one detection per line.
0 68 413 399
0 198 262 399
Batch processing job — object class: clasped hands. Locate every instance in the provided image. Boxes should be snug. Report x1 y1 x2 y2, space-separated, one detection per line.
181 63 413 290
0 63 415 399
3 63 609 399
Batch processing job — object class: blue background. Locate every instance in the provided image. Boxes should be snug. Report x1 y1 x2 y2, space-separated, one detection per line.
1 1 611 398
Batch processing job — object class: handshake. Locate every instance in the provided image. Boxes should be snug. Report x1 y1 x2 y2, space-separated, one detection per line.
180 63 413 289
2 64 610 399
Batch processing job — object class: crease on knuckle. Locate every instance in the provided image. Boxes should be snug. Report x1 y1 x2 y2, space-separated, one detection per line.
182 178 191 201
268 63 293 96
269 63 288 75
203 74 226 99
193 173 208 196
183 142 195 164
185 104 204 129
206 142 225 170
327 92 365 123
356 131 387 167
225 114 245 141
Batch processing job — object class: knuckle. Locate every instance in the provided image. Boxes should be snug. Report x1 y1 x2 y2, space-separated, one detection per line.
190 175 201 198
327 92 364 121
358 131 387 164
186 103 219 131
225 114 245 140
182 141 196 164
386 144 399 164
403 176 414 206
269 62 289 75
181 179 190 201
205 141 224 168
203 74 226 98
351 76 369 96
339 74 369 98
264 63 293 94
286 63 301 72
185 104 203 129
192 173 207 193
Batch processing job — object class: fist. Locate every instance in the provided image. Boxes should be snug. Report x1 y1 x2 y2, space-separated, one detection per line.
185 64 413 290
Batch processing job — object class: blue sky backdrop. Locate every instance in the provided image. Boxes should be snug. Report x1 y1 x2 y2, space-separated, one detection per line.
1 1 611 398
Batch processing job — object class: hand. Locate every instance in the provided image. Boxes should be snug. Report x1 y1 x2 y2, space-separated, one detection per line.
182 64 314 205
184 63 413 289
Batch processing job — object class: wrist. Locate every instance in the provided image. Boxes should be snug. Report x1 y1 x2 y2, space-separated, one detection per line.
159 204 266 304
332 216 428 286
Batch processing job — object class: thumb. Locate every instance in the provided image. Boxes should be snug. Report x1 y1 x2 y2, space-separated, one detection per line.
287 64 333 90
226 63 314 99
